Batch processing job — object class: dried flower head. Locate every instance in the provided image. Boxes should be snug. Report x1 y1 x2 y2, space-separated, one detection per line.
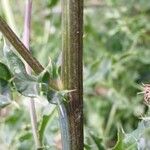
138 83 150 105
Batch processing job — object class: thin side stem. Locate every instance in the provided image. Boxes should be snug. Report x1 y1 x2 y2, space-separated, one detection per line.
0 16 44 74
61 0 84 149
23 0 32 73
22 0 42 149
104 104 117 136
29 101 42 148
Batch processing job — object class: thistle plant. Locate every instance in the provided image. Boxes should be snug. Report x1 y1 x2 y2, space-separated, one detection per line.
0 0 83 149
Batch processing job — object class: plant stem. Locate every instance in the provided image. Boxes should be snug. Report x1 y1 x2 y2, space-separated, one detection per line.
0 17 59 90
22 0 42 149
23 0 32 73
104 104 117 136
58 102 70 150
29 100 42 148
61 0 84 149
0 16 44 74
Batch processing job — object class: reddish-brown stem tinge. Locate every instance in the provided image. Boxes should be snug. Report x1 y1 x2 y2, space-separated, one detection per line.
22 0 42 149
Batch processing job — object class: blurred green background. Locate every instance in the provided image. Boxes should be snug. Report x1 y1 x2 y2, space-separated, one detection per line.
0 0 150 149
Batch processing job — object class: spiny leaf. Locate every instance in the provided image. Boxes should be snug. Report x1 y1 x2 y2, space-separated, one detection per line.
38 70 50 84
14 75 41 97
47 89 65 105
46 58 60 80
47 89 73 104
0 62 11 81
3 41 27 77
113 127 125 150
113 120 150 150
124 120 150 145
3 40 42 98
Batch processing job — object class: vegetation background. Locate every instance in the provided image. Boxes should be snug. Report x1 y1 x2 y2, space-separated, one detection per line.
0 0 150 149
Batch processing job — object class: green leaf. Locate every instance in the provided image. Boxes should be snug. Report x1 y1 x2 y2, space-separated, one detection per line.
113 120 150 150
3 42 27 77
45 59 60 80
113 127 125 150
124 120 150 146
39 108 56 142
14 75 40 97
0 95 11 108
84 144 91 150
19 132 32 142
47 0 58 7
47 89 58 104
0 62 11 81
3 41 42 98
0 79 11 108
38 70 50 84
89 132 105 150
47 89 70 104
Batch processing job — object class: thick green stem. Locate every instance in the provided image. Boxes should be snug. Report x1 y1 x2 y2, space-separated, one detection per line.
61 0 83 150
